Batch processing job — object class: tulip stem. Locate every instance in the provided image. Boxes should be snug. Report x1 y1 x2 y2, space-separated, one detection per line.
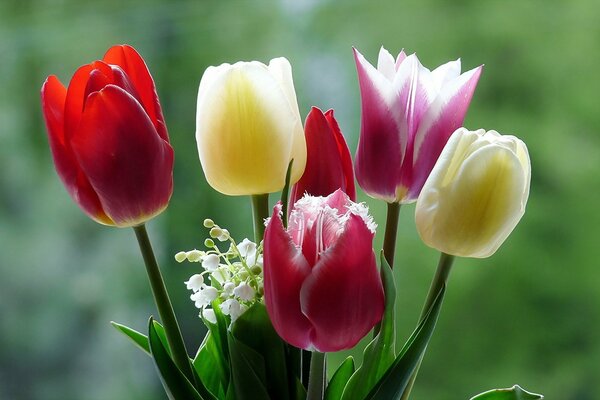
382 202 401 268
133 224 196 386
307 351 326 400
399 252 455 400
251 194 270 243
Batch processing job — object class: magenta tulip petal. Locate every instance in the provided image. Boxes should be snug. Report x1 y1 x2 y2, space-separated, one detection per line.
300 214 384 352
41 76 112 225
263 205 313 349
408 65 483 200
325 110 356 201
103 45 169 142
354 48 404 202
289 107 355 206
72 85 173 226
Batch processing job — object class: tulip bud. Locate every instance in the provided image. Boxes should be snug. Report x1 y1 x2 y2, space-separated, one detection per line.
353 47 482 203
289 107 356 207
195 58 306 195
40 45 173 227
263 190 384 352
415 128 531 258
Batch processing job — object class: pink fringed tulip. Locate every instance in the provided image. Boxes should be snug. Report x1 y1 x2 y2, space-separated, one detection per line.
263 190 384 352
41 45 173 227
289 107 356 207
353 47 483 203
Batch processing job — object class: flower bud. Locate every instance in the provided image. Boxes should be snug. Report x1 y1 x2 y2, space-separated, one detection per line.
196 57 306 195
415 128 531 258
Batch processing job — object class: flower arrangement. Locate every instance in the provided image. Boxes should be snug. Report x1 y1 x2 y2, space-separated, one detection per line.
40 44 541 400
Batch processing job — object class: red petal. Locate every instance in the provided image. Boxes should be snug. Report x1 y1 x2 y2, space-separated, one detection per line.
64 64 94 141
325 109 356 201
103 45 169 142
290 107 355 206
41 75 112 225
263 204 313 349
72 85 173 227
300 214 384 352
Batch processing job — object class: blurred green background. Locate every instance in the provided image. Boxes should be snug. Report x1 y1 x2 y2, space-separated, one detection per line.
1 0 599 399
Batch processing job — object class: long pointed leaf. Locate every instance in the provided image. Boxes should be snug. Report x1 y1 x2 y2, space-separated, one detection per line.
469 385 544 400
325 357 355 400
111 321 150 355
341 252 396 400
365 285 446 400
148 317 212 400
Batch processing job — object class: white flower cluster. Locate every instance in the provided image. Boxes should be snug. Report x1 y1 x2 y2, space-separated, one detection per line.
176 219 263 326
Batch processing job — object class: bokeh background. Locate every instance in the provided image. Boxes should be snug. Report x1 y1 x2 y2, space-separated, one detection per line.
1 0 599 399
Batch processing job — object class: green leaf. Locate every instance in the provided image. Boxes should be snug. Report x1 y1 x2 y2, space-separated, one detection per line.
341 253 396 400
280 159 294 226
325 357 355 400
469 385 544 400
227 334 271 400
148 317 212 400
193 304 230 398
365 284 446 400
111 321 150 355
231 303 291 400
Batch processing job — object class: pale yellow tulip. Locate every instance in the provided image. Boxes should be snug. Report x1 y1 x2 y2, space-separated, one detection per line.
415 128 531 258
196 58 306 195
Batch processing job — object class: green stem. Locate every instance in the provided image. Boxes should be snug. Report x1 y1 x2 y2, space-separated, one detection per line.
133 224 196 385
382 202 401 268
307 351 326 400
251 194 270 243
374 202 401 337
399 252 455 400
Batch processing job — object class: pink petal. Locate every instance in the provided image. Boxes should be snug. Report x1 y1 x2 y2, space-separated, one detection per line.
408 65 483 200
300 214 384 352
72 85 173 226
41 76 112 225
263 204 313 349
103 45 169 142
353 48 404 202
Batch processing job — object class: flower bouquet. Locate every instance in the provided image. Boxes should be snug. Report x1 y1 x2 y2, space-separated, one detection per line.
40 44 542 400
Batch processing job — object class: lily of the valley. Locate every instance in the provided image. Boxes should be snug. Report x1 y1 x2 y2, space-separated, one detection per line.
353 47 483 203
263 190 384 352
196 57 306 195
415 128 531 258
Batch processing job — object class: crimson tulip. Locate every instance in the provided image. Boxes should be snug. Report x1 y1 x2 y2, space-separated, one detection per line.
41 45 173 227
353 47 482 203
289 107 356 207
263 190 384 352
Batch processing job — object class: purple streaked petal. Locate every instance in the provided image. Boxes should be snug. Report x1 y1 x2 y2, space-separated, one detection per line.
408 65 483 201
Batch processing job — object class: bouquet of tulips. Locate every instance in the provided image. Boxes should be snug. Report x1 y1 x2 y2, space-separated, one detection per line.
40 44 542 400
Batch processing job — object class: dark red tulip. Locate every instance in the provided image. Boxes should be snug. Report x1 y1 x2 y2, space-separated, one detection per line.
41 45 173 227
289 107 356 208
264 190 384 352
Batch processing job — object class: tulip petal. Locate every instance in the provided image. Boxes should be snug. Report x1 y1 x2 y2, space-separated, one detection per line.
300 214 384 352
64 64 94 140
72 85 173 227
290 108 354 203
263 205 313 349
41 76 112 225
353 48 404 202
103 45 169 142
408 65 483 201
196 63 299 195
377 47 396 82
325 109 356 201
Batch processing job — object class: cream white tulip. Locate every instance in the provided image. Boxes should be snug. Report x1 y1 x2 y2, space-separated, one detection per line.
196 57 306 195
415 128 531 258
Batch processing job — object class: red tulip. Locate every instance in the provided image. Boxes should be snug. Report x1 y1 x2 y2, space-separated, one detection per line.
289 107 356 208
263 190 384 352
40 45 173 227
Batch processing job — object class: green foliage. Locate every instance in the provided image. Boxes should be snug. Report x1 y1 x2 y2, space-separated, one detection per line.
469 385 543 400
324 357 355 400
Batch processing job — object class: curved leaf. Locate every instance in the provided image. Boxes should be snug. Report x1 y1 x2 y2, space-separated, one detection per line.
469 385 544 400
325 357 355 400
